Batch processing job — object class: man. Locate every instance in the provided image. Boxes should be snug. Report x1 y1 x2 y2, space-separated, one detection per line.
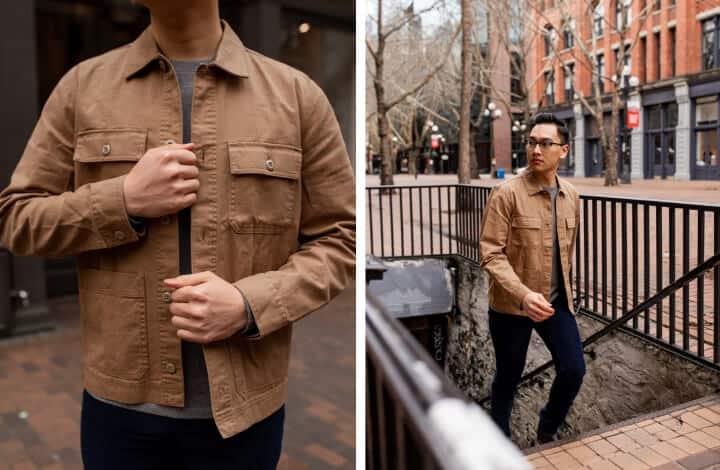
479 113 584 444
0 1 355 468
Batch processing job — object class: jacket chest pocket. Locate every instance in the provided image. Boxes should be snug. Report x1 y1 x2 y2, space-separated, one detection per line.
227 142 302 234
73 129 147 187
510 216 542 247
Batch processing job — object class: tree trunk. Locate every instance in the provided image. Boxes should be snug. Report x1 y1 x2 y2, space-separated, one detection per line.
458 0 473 184
373 0 394 186
469 125 479 179
409 147 419 177
604 93 620 186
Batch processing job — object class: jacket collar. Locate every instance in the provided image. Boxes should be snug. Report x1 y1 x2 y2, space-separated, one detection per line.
522 169 569 197
123 19 250 80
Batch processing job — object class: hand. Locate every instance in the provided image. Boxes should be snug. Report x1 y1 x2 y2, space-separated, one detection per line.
123 143 200 218
522 292 555 322
163 271 248 344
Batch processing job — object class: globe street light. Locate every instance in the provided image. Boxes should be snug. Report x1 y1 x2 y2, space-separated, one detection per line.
485 102 503 177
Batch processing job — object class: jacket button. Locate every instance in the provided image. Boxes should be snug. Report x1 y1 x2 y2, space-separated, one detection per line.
165 139 176 145
265 159 275 171
114 231 126 241
162 292 172 304
164 361 176 374
102 144 111 156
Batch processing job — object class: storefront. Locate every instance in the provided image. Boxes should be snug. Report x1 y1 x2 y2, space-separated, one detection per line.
643 88 677 179
691 80 720 180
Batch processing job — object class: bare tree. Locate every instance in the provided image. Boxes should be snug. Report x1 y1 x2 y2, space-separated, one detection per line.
458 0 473 183
367 0 460 185
539 0 649 185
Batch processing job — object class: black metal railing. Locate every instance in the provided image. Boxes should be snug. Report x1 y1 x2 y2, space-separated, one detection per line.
366 184 720 370
366 293 530 470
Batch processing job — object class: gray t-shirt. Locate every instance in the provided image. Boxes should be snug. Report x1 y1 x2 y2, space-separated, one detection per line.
92 59 213 419
542 185 566 303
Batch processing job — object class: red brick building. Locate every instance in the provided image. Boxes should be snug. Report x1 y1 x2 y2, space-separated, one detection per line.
528 0 720 180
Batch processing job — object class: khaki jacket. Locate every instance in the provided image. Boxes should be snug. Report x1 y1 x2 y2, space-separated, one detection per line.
0 22 355 438
479 170 580 316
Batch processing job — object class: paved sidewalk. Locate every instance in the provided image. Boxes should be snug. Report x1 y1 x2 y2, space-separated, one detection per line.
0 287 355 470
527 395 720 470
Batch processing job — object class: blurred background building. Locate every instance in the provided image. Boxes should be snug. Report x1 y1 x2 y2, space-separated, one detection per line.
0 0 354 334
528 0 720 181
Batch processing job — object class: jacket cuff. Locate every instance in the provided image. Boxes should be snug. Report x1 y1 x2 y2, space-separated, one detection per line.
88 175 140 248
232 285 259 338
233 273 288 339
513 284 533 311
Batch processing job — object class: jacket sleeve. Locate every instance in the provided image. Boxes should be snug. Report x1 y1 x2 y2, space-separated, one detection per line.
232 77 355 338
479 185 532 308
0 66 141 257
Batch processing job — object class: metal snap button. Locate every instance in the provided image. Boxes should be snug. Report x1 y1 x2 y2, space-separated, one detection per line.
165 361 176 374
265 159 275 171
162 292 172 304
114 230 126 241
102 144 111 156
165 139 176 145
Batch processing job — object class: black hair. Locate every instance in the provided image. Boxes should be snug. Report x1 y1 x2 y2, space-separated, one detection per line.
530 113 570 145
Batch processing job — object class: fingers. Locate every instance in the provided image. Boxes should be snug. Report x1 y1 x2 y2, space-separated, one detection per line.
170 312 203 330
174 178 200 195
164 271 212 288
169 285 206 303
176 329 211 344
176 163 200 180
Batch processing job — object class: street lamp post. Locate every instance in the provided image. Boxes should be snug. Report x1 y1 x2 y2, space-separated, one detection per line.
511 120 528 171
484 102 503 177
621 66 640 184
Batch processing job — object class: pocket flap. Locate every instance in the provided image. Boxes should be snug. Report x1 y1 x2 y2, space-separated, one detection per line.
227 142 301 180
566 217 577 229
511 216 541 229
74 129 147 163
78 268 145 298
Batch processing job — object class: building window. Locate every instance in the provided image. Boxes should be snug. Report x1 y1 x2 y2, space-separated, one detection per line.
640 37 647 82
703 17 719 71
695 96 719 169
510 52 523 105
615 0 630 30
593 2 604 36
655 31 661 79
670 27 676 76
544 27 557 56
563 20 575 49
654 0 660 11
596 54 605 93
564 64 575 102
545 71 555 105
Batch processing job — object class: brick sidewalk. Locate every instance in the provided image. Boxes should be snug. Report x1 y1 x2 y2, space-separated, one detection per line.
0 286 355 470
527 395 720 469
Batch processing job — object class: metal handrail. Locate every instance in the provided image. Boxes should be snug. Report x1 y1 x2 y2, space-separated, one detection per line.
367 293 530 470
479 252 720 404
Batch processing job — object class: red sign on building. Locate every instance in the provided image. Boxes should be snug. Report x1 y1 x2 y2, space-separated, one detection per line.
627 108 640 129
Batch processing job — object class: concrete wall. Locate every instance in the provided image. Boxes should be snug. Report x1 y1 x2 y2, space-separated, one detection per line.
445 257 719 448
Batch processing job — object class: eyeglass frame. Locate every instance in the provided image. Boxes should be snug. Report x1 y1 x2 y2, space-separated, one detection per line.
526 138 566 150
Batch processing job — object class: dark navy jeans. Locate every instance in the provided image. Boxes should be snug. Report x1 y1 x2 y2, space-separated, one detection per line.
488 297 585 439
81 390 284 470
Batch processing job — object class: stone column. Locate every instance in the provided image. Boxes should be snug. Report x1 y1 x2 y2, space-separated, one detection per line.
573 103 586 177
630 89 645 180
674 80 692 181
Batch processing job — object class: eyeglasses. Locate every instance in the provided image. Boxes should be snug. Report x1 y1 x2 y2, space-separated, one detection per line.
526 138 564 150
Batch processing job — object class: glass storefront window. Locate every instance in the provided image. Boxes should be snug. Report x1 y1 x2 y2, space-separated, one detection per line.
696 96 719 125
696 129 719 167
647 106 662 130
666 102 678 128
